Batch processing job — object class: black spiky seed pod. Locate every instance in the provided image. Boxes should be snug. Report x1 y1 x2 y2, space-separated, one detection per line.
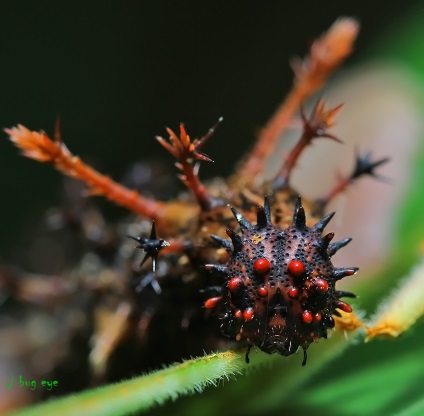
205 196 357 366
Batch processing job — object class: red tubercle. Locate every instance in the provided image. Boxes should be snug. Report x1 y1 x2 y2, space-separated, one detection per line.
336 300 352 313
253 258 271 275
228 277 243 292
257 287 268 297
287 260 305 277
314 313 322 322
235 309 243 319
302 310 313 324
243 308 254 321
204 297 222 309
288 287 299 298
314 278 329 293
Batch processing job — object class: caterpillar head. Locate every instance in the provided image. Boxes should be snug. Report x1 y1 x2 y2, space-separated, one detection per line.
205 196 357 365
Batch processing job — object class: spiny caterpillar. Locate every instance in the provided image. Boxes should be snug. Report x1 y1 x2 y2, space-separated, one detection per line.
204 195 357 365
4 17 388 380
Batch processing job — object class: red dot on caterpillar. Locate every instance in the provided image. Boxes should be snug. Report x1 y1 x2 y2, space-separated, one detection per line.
257 287 268 297
204 297 221 309
253 258 271 275
287 260 306 277
243 308 254 321
228 277 243 292
302 310 313 324
336 300 352 313
288 287 299 298
314 278 329 292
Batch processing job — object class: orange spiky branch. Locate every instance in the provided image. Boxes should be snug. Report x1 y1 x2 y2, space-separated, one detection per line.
156 118 222 211
272 99 343 190
5 125 166 220
238 17 359 181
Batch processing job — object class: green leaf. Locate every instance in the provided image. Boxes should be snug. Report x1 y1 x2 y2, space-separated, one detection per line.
12 351 246 416
11 329 362 416
302 346 424 415
397 396 424 416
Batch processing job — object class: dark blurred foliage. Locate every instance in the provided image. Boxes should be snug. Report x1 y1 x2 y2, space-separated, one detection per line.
0 0 420 255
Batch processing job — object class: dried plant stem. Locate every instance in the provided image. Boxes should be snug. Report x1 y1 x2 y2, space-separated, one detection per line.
317 152 390 208
238 17 359 181
271 100 342 190
319 174 352 206
156 121 221 211
179 159 212 211
5 125 166 220
90 302 132 378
